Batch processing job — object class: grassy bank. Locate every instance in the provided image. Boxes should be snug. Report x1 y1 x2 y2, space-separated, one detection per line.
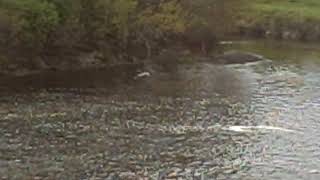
249 0 320 20
238 0 320 41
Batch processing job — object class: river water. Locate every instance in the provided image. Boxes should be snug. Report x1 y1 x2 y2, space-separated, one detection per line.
1 40 320 179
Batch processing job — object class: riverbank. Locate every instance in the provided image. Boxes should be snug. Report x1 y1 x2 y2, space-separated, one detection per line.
236 0 320 41
2 0 320 76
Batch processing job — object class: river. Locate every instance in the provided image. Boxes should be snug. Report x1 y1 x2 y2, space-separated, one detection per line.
1 40 320 179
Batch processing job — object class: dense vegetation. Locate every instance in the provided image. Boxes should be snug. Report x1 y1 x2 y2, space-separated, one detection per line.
0 0 183 61
0 0 240 69
1 0 318 71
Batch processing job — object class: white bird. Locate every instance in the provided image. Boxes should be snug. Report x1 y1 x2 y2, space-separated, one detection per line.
134 71 151 80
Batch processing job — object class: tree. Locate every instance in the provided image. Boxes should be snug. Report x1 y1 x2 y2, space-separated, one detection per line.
135 0 188 58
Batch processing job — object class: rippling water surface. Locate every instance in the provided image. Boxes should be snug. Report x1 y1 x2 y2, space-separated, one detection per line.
1 40 320 179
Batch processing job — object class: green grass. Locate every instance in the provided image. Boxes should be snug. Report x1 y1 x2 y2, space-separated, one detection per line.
243 0 320 23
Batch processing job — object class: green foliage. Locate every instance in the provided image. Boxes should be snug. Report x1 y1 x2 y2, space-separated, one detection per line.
236 0 320 40
20 0 59 47
134 0 189 57
183 0 243 37
246 0 320 21
138 0 187 34
6 1 58 37
111 0 137 43
136 0 189 47
0 0 242 61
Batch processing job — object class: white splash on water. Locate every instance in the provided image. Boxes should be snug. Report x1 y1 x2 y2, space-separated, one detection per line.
225 125 296 133
126 120 299 134
219 41 234 45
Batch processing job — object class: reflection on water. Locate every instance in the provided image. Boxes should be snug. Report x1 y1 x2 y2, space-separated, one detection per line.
135 63 251 102
1 40 320 179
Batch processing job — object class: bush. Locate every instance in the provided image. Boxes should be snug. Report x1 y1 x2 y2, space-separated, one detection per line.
0 0 242 65
22 1 60 50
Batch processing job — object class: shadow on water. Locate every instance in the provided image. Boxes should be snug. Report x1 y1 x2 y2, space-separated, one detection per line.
134 63 251 101
0 64 143 94
0 62 250 102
